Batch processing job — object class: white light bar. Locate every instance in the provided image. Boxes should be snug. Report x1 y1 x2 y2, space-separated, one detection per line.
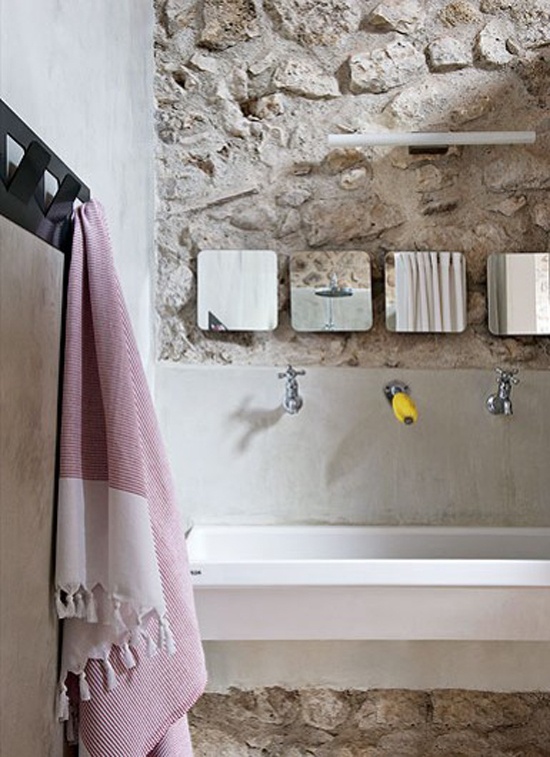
327 131 536 148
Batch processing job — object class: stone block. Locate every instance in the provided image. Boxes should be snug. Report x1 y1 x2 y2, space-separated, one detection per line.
199 0 259 50
439 1 482 26
340 166 370 190
303 198 404 247
367 0 424 34
246 93 285 119
264 0 361 45
427 37 472 72
475 21 514 67
431 691 534 729
190 725 250 756
532 200 550 231
323 149 369 174
433 730 496 756
483 154 550 192
349 39 426 94
300 689 350 731
273 59 340 99
489 195 527 216
156 259 194 315
374 691 429 726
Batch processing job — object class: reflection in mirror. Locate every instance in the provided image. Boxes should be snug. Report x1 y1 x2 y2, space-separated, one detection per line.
290 250 372 332
488 253 550 335
197 249 278 331
385 251 467 333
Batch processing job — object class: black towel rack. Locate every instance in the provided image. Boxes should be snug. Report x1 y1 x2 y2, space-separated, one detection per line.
0 99 90 255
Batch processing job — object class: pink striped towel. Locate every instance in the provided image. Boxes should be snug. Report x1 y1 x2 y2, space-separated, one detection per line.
55 200 206 756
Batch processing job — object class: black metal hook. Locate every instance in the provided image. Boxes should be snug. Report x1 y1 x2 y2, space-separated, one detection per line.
1 99 90 254
6 140 50 204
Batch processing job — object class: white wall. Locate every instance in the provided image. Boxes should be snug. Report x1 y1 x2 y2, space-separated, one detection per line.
0 0 155 371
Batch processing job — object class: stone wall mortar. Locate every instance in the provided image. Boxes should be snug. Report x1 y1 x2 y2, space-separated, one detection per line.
154 0 550 368
188 688 550 756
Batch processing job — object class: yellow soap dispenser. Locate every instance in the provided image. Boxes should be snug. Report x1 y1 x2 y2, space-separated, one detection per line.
384 381 418 425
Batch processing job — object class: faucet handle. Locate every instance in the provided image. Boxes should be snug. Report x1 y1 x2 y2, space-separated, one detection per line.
278 364 306 380
496 367 519 385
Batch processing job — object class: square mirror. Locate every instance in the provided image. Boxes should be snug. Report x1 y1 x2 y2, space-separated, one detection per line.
385 251 467 333
488 252 550 335
290 250 372 332
197 249 278 331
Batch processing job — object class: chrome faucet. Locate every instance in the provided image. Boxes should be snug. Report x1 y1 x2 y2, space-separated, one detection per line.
278 365 305 415
486 368 519 416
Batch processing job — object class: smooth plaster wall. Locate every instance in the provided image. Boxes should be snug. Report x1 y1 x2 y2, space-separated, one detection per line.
0 220 65 756
156 363 550 692
202 641 550 693
157 364 550 528
0 0 155 369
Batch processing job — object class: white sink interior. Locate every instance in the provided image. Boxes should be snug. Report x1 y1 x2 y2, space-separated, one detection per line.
188 524 550 562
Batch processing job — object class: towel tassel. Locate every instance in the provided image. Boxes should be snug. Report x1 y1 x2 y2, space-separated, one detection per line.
112 599 125 629
57 682 70 722
79 671 91 701
66 708 78 745
64 592 76 618
85 590 98 622
74 590 86 618
102 656 118 691
55 590 67 619
121 643 136 669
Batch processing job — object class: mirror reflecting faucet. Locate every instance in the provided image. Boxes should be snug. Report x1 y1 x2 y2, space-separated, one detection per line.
486 368 519 416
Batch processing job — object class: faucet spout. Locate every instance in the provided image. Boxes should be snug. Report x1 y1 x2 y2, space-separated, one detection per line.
502 398 513 416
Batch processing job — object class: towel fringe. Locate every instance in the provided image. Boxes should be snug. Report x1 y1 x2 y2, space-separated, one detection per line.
66 706 79 746
57 682 70 722
74 590 86 618
121 643 136 669
55 590 67 619
79 671 91 701
85 590 98 622
102 656 118 691
65 592 76 618
112 599 125 630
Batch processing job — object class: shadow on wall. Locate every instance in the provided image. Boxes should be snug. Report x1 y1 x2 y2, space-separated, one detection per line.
228 396 285 452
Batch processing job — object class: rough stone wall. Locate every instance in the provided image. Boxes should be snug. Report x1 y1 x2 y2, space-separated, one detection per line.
154 0 550 369
189 688 550 756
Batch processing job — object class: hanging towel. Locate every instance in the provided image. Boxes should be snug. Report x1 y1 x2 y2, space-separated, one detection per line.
55 200 206 756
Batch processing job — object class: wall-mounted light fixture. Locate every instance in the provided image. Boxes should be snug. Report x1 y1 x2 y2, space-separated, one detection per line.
327 131 536 153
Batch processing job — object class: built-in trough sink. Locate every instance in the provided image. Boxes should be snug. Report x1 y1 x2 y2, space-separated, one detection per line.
187 525 550 642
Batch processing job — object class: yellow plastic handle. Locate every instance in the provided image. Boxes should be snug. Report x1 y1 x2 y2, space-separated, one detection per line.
392 392 418 425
